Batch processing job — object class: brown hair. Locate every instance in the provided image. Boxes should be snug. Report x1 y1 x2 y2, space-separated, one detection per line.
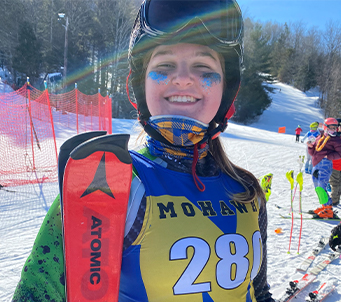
208 122 266 205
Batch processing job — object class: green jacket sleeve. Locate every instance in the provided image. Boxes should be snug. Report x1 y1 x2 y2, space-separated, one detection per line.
12 195 66 302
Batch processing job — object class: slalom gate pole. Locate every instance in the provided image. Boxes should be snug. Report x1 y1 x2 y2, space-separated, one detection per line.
286 170 295 254
288 193 295 254
297 190 303 254
296 172 304 254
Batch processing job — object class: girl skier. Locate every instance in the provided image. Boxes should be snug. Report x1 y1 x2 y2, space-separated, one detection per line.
301 121 320 174
307 117 341 218
13 0 274 301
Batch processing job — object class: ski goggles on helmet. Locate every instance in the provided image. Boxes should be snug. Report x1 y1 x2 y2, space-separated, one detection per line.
140 0 243 55
326 124 338 131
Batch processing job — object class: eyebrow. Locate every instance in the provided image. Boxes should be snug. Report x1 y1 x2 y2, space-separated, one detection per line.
151 49 217 61
196 51 217 61
151 50 173 59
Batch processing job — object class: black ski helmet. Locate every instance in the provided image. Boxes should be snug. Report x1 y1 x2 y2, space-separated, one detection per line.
128 0 244 128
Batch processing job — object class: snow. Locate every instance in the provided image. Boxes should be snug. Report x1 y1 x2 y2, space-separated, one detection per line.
1 80 341 301
0 71 14 93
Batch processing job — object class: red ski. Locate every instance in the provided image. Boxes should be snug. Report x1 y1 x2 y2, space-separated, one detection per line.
62 134 132 302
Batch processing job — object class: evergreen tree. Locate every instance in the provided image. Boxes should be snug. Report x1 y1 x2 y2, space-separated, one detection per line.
295 57 317 92
12 21 43 84
233 23 273 123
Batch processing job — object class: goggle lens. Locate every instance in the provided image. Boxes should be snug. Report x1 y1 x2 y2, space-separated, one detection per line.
327 125 338 131
144 0 242 43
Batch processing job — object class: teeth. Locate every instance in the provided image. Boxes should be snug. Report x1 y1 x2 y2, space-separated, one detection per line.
168 96 196 103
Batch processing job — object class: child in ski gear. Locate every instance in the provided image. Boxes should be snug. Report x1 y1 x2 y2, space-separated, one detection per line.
295 125 303 142
301 121 320 174
329 119 341 206
13 0 274 301
329 223 341 251
307 117 341 218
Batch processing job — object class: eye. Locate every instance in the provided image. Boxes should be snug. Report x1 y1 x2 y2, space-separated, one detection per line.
194 63 211 69
156 63 175 69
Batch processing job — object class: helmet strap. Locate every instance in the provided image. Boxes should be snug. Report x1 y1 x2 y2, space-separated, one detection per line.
126 69 138 110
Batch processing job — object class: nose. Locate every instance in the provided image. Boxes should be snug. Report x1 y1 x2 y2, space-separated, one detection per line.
172 64 194 87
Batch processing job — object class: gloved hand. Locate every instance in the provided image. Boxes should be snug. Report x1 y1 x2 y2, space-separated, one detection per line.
329 223 341 251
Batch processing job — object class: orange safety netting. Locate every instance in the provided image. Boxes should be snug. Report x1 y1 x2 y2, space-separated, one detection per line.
0 83 112 187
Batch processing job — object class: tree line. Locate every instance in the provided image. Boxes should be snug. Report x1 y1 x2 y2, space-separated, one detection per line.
1 0 341 123
235 18 341 123
0 0 138 118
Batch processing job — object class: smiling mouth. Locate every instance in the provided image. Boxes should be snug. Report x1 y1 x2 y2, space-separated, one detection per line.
168 96 197 103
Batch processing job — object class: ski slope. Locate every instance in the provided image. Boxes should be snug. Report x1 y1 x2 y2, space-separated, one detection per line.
1 79 341 301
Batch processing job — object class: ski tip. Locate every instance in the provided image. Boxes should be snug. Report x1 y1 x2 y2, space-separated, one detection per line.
70 134 132 164
60 131 107 151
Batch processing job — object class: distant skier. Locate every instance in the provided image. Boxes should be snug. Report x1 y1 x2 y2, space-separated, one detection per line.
295 125 303 142
301 121 320 173
307 117 341 218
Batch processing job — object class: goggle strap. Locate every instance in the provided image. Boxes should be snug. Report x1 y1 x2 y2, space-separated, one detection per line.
225 103 236 121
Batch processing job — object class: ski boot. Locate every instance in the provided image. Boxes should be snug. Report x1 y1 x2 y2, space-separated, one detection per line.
308 205 324 215
313 205 334 219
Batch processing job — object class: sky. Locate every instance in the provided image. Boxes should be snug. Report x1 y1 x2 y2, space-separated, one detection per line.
238 0 341 30
2 79 341 301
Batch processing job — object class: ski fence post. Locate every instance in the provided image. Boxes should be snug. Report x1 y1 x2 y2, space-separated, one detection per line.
98 87 101 131
27 77 36 170
44 80 58 165
75 83 79 134
107 91 112 134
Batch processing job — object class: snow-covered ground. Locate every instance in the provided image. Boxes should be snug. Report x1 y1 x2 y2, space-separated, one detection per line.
1 80 341 301
0 71 14 93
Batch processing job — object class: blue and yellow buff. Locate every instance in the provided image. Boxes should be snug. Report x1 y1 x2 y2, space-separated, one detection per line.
146 115 209 160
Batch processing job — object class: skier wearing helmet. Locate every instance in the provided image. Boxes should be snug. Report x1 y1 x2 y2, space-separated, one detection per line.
307 117 341 218
295 125 303 142
13 0 274 301
123 0 273 300
301 121 320 174
328 119 341 251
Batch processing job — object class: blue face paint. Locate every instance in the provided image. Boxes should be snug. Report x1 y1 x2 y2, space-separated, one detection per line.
147 71 169 84
200 73 221 88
